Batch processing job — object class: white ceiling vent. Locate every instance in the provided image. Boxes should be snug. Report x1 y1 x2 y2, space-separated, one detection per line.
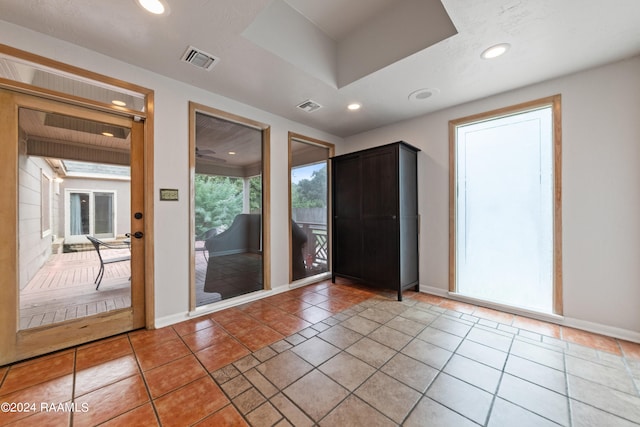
181 46 219 71
296 99 322 113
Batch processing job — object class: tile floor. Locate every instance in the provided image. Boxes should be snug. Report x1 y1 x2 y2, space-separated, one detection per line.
1 280 639 426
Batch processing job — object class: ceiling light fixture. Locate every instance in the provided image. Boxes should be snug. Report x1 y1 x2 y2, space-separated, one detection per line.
102 132 114 137
347 103 361 111
136 0 169 15
228 151 236 155
111 100 127 107
481 43 510 59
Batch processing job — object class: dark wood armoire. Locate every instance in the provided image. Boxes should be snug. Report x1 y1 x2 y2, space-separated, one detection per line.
331 141 420 301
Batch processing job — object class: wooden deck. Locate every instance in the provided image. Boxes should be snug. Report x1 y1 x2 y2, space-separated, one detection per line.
19 246 269 329
20 246 219 329
20 248 132 330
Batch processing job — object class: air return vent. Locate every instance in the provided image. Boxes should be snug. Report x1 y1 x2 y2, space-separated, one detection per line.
296 99 322 113
181 46 219 71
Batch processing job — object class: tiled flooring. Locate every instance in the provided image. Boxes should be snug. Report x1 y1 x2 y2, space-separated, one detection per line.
1 280 640 426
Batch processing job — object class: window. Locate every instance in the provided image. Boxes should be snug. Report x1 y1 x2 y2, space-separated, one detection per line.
288 133 333 283
449 96 562 314
65 189 116 242
189 103 270 309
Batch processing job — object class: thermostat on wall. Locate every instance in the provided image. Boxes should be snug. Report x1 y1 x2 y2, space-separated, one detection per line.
159 188 179 201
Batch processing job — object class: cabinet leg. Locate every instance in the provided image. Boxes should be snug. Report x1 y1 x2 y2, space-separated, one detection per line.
397 289 403 301
331 274 336 283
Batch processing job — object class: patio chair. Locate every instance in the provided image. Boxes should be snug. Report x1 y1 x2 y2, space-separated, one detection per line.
86 236 131 290
195 227 218 262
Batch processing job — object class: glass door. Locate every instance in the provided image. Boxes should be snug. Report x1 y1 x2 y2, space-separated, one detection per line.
0 89 145 365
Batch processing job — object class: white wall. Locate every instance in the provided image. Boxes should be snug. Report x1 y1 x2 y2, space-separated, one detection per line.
344 56 640 337
0 21 344 323
17 141 56 290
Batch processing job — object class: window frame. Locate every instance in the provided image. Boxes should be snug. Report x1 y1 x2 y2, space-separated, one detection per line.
287 132 334 285
64 188 118 241
448 95 563 315
188 102 271 312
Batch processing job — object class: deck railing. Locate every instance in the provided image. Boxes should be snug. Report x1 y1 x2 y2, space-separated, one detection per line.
298 221 328 273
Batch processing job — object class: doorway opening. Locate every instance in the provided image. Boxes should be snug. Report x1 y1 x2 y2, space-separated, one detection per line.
0 44 152 365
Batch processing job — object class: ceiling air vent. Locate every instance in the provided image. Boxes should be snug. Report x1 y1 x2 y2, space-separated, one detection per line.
181 46 219 71
296 99 322 113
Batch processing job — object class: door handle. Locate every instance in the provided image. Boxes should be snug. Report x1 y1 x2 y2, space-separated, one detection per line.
133 231 144 239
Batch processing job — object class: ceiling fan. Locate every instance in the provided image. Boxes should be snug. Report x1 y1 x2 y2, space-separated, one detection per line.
195 146 226 163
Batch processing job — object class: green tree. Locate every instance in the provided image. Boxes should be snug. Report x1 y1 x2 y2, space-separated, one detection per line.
292 165 326 208
194 174 243 236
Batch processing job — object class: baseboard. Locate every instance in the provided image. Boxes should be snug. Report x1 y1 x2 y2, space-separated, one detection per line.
290 272 332 289
419 285 640 344
561 317 640 344
154 285 291 329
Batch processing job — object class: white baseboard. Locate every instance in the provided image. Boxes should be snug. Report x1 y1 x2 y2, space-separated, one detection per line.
154 283 296 329
289 272 332 289
419 285 640 344
561 317 640 344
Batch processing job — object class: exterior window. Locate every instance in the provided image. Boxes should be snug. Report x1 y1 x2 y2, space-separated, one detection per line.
66 190 116 241
288 133 333 283
450 96 562 314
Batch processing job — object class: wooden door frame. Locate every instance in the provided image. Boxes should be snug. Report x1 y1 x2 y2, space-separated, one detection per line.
287 132 334 284
0 44 155 365
448 95 563 315
188 102 270 311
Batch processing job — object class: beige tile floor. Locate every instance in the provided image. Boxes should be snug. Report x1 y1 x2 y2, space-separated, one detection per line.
1 279 639 426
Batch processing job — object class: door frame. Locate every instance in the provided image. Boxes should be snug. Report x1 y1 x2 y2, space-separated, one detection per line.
188 102 270 311
287 132 334 284
0 44 155 365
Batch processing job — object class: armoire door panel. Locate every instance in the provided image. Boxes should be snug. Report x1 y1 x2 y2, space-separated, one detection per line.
333 155 361 219
362 218 398 284
333 219 362 278
361 147 397 217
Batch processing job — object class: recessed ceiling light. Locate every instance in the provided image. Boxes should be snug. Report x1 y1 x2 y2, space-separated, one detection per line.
481 43 510 59
111 100 127 107
228 151 236 155
347 103 361 111
102 132 114 137
408 88 439 101
136 0 169 15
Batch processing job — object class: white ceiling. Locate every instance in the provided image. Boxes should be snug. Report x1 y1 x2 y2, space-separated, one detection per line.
1 0 639 137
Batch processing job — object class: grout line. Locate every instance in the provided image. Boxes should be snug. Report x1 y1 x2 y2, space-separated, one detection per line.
126 332 162 426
